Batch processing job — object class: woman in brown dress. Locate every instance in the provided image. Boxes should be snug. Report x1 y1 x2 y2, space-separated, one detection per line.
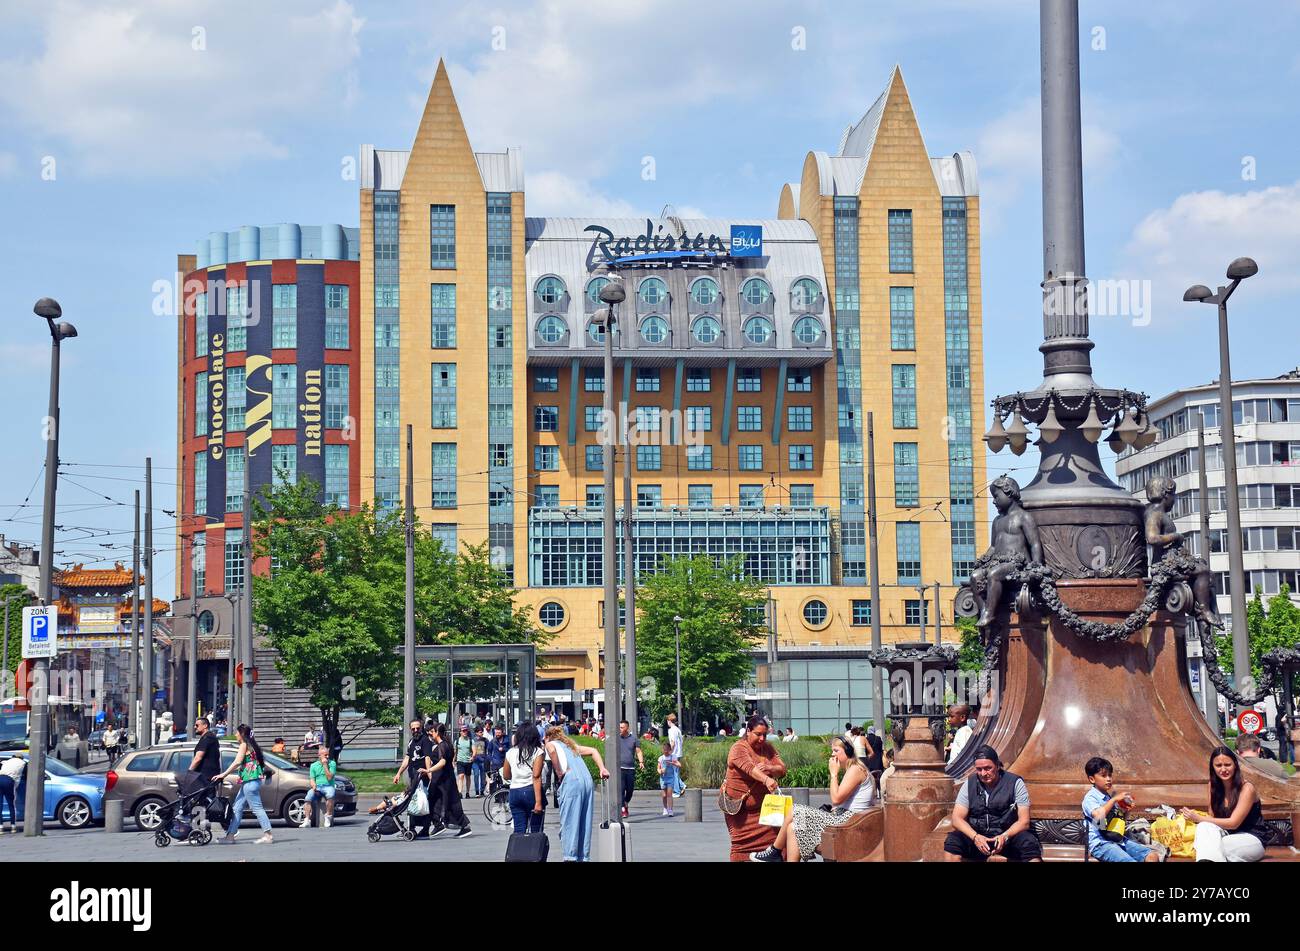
721 715 786 861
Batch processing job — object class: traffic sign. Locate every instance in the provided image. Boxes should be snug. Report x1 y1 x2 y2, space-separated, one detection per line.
21 605 57 659
1237 709 1264 735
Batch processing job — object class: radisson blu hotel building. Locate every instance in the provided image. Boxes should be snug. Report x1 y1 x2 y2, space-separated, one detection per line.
174 62 986 727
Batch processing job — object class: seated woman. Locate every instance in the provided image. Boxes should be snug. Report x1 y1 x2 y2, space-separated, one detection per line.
1180 745 1268 863
750 736 877 863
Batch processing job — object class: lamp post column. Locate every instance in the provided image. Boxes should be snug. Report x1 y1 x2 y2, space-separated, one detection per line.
1215 297 1250 698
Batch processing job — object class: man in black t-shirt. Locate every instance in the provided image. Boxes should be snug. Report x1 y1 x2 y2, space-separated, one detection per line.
393 719 434 837
183 717 222 802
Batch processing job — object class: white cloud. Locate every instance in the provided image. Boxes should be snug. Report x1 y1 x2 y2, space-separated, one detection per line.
525 171 648 218
0 0 364 175
1123 181 1300 305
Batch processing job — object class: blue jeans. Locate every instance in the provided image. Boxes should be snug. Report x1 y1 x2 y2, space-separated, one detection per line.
0 776 15 823
508 786 543 834
1090 837 1154 862
472 761 485 796
226 778 272 836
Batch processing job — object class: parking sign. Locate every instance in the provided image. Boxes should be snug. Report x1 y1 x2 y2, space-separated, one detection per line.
22 604 57 659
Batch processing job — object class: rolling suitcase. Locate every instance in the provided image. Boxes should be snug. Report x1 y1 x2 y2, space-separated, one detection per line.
505 828 550 862
595 778 633 862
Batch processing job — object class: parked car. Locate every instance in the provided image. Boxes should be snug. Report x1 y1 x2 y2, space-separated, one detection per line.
0 751 106 829
86 729 105 751
106 745 357 831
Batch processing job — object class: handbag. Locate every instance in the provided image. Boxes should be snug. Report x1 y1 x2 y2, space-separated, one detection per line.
758 791 794 828
1100 815 1127 843
505 830 550 863
407 781 429 817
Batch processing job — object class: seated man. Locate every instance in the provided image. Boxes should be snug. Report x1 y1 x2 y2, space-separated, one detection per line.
944 745 1042 862
301 747 338 828
1235 733 1289 779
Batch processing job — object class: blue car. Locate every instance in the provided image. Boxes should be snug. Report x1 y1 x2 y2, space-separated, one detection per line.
0 752 105 829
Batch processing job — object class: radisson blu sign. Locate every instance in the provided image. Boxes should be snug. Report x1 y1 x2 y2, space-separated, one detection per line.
585 220 764 269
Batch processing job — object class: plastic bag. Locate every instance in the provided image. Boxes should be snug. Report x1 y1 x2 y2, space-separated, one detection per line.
1149 815 1195 858
408 782 429 817
758 793 793 828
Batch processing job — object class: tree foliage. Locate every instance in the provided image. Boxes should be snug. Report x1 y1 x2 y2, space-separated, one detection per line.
632 555 766 731
2 583 36 678
1214 585 1300 682
955 615 982 673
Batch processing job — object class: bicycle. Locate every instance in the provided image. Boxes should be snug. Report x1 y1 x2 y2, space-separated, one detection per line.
482 769 512 828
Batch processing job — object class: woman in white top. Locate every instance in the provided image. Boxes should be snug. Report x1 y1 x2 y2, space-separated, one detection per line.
750 735 877 863
502 723 546 834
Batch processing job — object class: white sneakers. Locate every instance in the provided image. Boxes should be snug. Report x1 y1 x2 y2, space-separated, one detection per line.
323 815 332 828
299 817 312 828
254 832 273 844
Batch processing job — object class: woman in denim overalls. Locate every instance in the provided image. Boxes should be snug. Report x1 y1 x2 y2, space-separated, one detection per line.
544 727 609 861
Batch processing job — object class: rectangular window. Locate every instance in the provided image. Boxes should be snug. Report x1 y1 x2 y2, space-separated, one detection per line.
194 291 208 358
195 375 208 436
489 404 511 428
585 485 604 510
584 406 602 432
737 406 762 431
487 363 512 389
194 451 207 515
787 369 812 392
738 445 763 470
740 484 764 509
534 406 559 432
686 406 712 431
225 284 248 351
890 286 915 349
686 368 711 392
686 444 712 470
225 529 245 591
688 485 713 509
271 444 297 487
535 486 559 509
325 444 349 509
272 284 297 349
326 284 349 349
789 484 814 507
788 406 813 432
490 443 511 469
534 445 559 471
892 365 918 428
636 406 661 433
225 446 244 512
429 204 456 268
226 365 246 431
431 443 457 507
192 533 205 596
888 209 914 273
637 485 662 510
533 370 559 392
637 446 661 471
585 445 604 471
272 364 297 429
584 368 604 392
430 284 457 348
325 365 349 429
431 363 456 429
905 599 930 626
897 522 922 584
894 442 919 506
851 600 872 626
736 368 762 392
636 368 660 392
789 445 814 470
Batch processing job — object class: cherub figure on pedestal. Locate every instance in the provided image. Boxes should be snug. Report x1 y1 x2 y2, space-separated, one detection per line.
969 475 1043 633
1144 475 1223 627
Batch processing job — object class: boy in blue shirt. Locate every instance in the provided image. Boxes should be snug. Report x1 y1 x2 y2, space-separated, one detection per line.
1082 757 1159 862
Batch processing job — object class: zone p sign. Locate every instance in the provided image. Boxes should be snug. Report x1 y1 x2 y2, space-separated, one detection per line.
22 604 57 659
1237 709 1264 735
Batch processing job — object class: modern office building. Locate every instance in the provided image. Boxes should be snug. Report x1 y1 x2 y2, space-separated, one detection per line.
173 223 361 712
356 61 986 704
1115 368 1300 626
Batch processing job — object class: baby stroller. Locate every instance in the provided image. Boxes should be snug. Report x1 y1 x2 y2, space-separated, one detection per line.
366 785 419 843
152 777 225 848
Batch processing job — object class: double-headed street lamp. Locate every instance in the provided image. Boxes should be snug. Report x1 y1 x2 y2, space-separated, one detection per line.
25 298 77 837
1183 257 1258 699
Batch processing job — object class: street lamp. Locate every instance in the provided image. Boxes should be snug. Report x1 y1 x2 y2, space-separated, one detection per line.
1183 256 1258 701
672 614 683 726
25 298 77 837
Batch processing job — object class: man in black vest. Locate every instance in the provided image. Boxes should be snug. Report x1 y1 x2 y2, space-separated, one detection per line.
944 745 1042 861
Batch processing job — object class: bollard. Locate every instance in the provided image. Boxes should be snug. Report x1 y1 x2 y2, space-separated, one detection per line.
682 787 702 822
790 787 810 806
105 798 124 833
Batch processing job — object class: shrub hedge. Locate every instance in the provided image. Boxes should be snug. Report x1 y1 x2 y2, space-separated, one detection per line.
563 734 839 789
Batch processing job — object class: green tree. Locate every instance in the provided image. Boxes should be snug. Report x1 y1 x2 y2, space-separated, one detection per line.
955 615 982 673
1215 585 1300 683
633 555 766 731
2 583 36 680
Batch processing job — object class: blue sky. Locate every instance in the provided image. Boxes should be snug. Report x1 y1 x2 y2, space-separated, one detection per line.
1 0 1298 601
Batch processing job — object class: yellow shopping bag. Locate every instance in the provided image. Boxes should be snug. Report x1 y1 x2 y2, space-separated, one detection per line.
758 793 794 828
1150 815 1196 858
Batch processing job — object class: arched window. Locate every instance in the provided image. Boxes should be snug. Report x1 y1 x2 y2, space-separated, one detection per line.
640 315 669 344
741 278 771 306
743 316 774 345
539 602 566 628
536 276 566 306
638 277 668 307
791 278 821 308
691 316 721 344
793 316 824 344
586 277 610 307
690 277 720 307
536 315 567 344
803 600 828 626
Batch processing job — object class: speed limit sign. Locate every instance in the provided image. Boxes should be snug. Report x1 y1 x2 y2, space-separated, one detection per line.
1237 710 1264 735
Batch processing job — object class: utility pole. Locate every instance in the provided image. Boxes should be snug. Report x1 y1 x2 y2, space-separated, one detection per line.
1197 414 1220 729
622 406 637 731
144 457 155 750
867 412 884 736
404 424 416 727
129 491 140 745
241 451 255 729
933 582 943 647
